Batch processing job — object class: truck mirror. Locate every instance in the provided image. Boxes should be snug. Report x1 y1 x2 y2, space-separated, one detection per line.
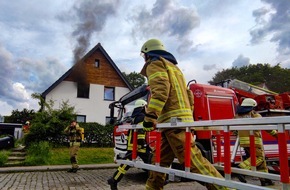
109 102 116 125
109 118 116 125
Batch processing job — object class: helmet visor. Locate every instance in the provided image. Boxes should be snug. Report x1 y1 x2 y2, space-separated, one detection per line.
140 52 146 60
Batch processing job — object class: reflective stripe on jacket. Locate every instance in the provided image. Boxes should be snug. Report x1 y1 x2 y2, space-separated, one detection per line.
235 111 277 148
235 111 263 148
142 57 193 124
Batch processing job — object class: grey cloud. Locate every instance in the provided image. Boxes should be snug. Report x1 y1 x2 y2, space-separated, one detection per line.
0 43 66 108
0 46 31 108
177 40 200 54
0 45 16 99
250 0 290 55
252 7 270 24
0 1 68 62
232 54 250 68
129 0 200 53
203 64 217 71
15 57 67 93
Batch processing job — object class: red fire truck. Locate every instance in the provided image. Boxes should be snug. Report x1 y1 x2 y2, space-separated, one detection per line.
109 79 290 173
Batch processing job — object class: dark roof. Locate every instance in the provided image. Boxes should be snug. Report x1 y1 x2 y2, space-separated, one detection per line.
0 123 23 128
42 43 133 97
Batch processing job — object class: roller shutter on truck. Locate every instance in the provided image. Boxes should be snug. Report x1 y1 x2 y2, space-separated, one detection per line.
190 83 238 139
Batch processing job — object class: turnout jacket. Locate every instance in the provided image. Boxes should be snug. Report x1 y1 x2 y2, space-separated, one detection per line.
64 124 82 142
235 111 277 148
141 55 194 124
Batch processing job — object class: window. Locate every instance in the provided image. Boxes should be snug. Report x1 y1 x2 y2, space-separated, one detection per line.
95 59 99 68
76 115 86 123
104 86 115 101
77 83 90 98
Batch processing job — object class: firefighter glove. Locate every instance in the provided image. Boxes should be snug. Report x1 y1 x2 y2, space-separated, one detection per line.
143 121 155 132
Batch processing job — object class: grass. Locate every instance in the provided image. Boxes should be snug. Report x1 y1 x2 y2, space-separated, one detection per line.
47 147 114 165
0 150 10 166
24 141 51 166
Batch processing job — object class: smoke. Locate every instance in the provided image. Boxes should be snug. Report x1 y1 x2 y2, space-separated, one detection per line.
67 0 120 63
71 1 119 63
129 0 200 53
58 0 120 85
232 54 250 68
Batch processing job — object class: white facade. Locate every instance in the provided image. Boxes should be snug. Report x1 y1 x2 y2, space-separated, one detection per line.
45 81 130 124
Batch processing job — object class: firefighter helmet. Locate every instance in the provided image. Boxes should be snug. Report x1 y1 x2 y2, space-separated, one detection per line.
141 39 166 53
135 99 147 108
241 98 257 107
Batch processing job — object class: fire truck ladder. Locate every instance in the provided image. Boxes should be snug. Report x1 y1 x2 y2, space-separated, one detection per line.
116 116 290 190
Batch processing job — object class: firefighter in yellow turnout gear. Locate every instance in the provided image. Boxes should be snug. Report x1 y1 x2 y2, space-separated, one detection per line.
64 120 83 173
234 98 277 186
140 39 226 190
107 99 150 190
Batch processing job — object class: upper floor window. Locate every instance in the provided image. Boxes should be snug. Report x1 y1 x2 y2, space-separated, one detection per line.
77 83 90 98
95 59 99 68
104 86 115 101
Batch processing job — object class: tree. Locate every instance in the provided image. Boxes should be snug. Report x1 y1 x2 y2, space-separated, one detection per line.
4 108 35 124
122 71 146 89
31 93 50 112
209 63 290 93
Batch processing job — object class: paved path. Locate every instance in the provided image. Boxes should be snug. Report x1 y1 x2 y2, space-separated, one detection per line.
0 165 205 190
0 164 283 190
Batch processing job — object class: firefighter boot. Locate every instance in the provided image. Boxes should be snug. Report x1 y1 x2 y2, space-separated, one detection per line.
235 166 247 183
236 174 247 183
67 168 78 173
260 178 274 186
107 177 118 190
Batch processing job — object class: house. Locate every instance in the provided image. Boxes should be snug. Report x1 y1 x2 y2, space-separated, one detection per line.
42 43 133 124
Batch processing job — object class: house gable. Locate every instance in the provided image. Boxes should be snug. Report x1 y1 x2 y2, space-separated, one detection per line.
42 43 133 97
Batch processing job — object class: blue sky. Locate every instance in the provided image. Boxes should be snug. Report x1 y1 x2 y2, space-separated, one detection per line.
0 0 289 116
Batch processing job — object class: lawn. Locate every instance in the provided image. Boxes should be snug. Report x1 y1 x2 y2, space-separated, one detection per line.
48 147 115 165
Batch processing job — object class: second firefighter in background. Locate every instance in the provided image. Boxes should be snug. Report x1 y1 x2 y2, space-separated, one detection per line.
234 98 277 186
107 99 150 190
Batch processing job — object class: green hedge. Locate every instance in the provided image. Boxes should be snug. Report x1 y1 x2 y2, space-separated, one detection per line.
24 122 114 148
81 123 114 147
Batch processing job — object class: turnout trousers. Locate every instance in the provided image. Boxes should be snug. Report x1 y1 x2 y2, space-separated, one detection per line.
112 150 149 182
145 129 227 190
69 142 80 169
239 147 268 172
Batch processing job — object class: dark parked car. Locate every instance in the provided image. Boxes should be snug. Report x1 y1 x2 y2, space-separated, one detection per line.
0 135 14 149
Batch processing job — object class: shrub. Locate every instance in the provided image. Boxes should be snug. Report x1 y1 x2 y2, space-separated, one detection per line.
81 123 114 147
0 150 10 166
22 100 114 147
24 101 76 147
24 141 51 166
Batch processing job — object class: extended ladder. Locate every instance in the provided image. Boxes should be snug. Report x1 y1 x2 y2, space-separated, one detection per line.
116 116 290 190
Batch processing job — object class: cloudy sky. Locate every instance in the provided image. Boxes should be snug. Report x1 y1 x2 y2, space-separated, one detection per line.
0 0 289 116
